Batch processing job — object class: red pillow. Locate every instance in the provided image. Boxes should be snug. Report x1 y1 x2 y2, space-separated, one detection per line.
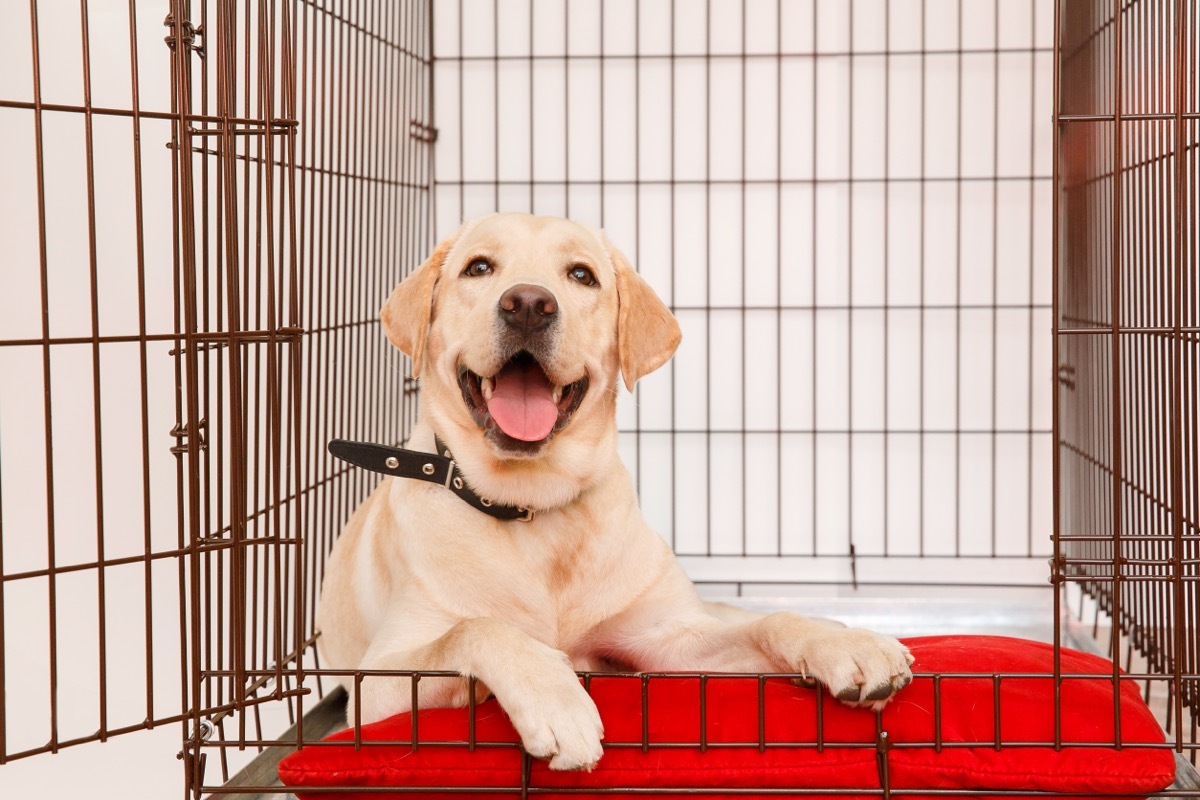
278 636 1176 799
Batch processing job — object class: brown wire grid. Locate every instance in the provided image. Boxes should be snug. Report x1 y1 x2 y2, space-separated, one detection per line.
0 0 1196 797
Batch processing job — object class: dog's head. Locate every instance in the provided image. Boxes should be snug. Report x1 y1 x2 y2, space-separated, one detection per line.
381 213 680 507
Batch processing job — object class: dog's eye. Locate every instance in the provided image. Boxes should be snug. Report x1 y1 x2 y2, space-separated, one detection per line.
567 265 597 287
463 258 494 278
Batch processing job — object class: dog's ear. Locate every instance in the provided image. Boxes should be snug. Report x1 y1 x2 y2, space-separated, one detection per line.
609 240 682 391
380 233 457 378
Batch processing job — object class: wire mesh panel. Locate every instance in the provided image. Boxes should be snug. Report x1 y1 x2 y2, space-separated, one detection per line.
1055 0 1200 764
0 0 433 791
174 0 434 791
432 0 1055 592
0 0 192 764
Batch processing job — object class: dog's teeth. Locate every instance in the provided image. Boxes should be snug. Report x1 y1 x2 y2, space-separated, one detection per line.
481 377 495 401
551 386 562 405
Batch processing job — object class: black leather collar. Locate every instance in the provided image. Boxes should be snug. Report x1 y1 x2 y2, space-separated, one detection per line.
327 436 535 522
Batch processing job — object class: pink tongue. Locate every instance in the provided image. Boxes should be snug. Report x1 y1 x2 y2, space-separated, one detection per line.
486 361 559 442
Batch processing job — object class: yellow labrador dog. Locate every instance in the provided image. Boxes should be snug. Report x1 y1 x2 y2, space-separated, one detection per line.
317 213 913 770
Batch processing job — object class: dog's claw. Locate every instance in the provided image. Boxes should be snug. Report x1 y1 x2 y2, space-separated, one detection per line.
836 686 862 703
863 682 894 702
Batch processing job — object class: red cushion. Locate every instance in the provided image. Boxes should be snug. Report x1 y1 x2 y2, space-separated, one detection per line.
278 635 1176 799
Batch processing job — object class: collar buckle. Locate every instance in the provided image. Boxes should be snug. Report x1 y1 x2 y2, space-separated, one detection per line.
517 507 535 522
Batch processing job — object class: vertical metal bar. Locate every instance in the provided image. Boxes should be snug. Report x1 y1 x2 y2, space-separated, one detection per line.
468 675 477 751
599 0 605 232
882 0 891 558
990 0 1001 557
933 674 943 752
918 0 927 556
757 675 766 753
1169 0 1188 755
811 0 819 556
458 0 464 217
634 0 643 497
669 0 677 551
1027 0 1038 558
704 0 712 557
257 0 285 702
739 0 747 555
216 0 250 721
953 0 964 558
127 0 155 732
205 0 221 723
165 4 190 794
167 0 208 791
411 674 420 750
992 674 1003 751
353 673 363 750
1109 0 1125 747
875 720 891 800
641 674 650 753
493 0 499 212
775 0 783 558
27 0 59 754
299 0 317 675
280 0 306 751
847 0 856 565
563 0 570 219
815 683 825 753
384 0 396 464
78 0 109 740
527 0 534 213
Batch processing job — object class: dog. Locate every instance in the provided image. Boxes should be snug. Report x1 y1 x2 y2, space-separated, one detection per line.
316 212 914 770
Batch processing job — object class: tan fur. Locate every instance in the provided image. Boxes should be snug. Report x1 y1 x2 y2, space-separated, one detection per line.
317 213 913 771
609 241 682 391
381 233 459 378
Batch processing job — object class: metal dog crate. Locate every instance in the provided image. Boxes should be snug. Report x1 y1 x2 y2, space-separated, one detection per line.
0 0 1195 797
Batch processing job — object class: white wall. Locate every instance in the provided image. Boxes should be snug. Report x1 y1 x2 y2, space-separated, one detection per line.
431 0 1055 589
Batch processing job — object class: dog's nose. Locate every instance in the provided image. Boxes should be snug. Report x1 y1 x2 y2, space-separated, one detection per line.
498 284 558 335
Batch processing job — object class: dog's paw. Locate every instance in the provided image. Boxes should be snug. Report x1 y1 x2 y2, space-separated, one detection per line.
503 671 604 770
797 627 914 711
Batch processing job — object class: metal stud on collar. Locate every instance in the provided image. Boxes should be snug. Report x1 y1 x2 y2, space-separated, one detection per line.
385 456 400 469
421 462 435 475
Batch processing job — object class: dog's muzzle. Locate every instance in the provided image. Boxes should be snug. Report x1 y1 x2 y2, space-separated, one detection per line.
458 351 589 452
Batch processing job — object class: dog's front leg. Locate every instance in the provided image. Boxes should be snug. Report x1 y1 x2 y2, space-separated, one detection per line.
355 617 604 770
605 598 914 710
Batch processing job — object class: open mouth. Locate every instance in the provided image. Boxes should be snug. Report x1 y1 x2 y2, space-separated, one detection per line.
458 352 589 449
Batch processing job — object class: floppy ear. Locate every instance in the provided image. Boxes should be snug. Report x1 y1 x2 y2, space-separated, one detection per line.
609 241 682 391
380 233 457 378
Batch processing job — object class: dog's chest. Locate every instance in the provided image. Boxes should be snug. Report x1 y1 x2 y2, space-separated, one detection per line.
402 506 636 646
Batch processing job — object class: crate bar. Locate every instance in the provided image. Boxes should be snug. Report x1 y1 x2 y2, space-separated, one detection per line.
1028 0 1040 557
165 0 208 794
1169 0 1189 755
918 0 928 557
1109 0 1125 748
76 0 111 740
847 0 857 568
811 0 820 557
26 0 60 757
